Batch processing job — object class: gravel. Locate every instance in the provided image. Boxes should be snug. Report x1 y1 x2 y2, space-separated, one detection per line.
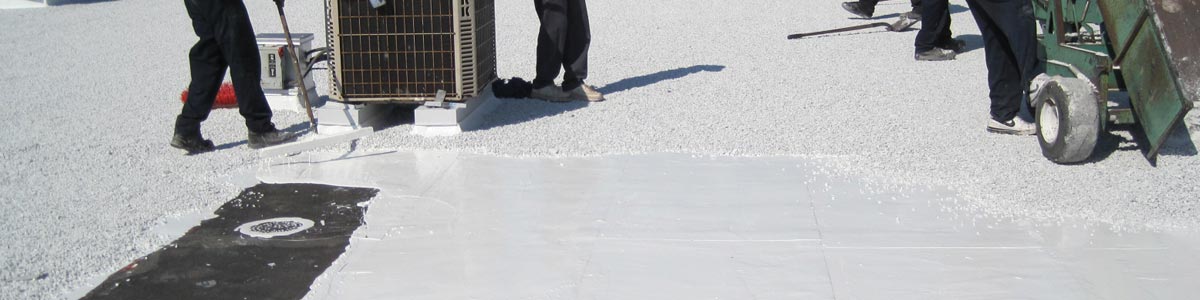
1 0 1197 299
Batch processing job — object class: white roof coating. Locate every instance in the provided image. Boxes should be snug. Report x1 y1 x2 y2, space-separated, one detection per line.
1 0 1199 299
266 151 1200 300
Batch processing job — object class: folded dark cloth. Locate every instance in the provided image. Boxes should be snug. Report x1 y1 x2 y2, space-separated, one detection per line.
492 77 533 99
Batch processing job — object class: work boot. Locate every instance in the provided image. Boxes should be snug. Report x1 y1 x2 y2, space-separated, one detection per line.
890 15 919 32
841 2 874 18
915 48 957 61
566 84 605 102
170 133 216 155
987 117 1037 135
939 38 968 53
530 85 571 102
248 127 299 149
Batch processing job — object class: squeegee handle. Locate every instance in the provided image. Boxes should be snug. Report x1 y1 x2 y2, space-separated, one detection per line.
275 1 318 134
787 22 891 39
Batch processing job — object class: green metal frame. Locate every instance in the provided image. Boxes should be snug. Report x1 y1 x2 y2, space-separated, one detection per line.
1033 0 1195 161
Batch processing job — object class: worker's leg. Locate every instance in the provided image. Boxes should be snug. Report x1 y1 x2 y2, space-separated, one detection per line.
214 0 274 133
533 0 568 89
994 0 1040 94
176 0 229 137
915 0 951 52
967 0 1023 122
559 0 591 91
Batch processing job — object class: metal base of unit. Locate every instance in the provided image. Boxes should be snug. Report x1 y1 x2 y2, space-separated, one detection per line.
265 87 324 114
314 101 395 133
412 86 499 136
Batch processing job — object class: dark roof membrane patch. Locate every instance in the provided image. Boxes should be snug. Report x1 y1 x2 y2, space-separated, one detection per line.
81 183 379 300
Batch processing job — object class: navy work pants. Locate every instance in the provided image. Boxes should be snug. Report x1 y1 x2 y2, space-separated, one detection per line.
177 0 274 136
966 0 1039 121
533 0 591 91
915 0 954 52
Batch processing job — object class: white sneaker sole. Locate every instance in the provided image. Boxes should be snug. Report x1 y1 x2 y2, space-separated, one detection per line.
987 127 1035 135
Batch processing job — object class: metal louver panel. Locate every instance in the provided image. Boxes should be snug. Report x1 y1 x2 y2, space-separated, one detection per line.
326 0 496 103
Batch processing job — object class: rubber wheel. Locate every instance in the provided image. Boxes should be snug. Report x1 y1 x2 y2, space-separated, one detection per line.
1034 77 1101 163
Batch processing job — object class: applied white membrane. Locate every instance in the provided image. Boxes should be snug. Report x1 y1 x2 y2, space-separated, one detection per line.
255 151 1200 300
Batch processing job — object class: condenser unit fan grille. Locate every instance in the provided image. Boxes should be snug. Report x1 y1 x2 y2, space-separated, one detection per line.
326 0 496 103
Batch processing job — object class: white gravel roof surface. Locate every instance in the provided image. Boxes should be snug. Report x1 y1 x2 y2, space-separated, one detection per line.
1 0 1197 298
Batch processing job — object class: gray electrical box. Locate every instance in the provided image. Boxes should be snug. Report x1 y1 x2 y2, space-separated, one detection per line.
256 33 314 91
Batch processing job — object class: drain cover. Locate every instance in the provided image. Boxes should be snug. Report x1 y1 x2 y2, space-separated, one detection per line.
235 217 315 238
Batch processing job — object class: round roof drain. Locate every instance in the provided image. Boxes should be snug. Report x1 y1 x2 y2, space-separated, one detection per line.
236 217 315 238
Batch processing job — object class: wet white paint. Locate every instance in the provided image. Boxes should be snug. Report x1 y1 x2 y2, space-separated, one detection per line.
153 211 217 239
253 150 1200 300
0 0 46 10
8 1 1200 298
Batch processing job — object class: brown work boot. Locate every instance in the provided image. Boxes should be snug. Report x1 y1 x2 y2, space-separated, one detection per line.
566 84 605 102
530 85 571 102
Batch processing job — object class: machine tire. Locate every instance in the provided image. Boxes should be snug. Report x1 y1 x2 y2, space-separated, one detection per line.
1034 77 1101 164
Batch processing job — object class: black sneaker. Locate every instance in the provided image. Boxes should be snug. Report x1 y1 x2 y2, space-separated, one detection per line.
841 2 874 18
170 133 215 154
939 38 967 53
914 48 957 61
248 128 299 149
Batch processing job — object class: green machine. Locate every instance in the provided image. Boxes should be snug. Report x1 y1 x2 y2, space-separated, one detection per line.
1030 0 1197 163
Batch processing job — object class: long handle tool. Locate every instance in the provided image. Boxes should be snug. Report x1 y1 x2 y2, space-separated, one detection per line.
787 17 918 40
273 0 318 134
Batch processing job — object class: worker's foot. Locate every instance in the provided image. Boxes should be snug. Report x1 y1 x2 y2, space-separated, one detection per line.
566 84 605 102
987 117 1037 135
901 10 921 20
841 2 874 18
530 84 571 102
889 15 919 32
915 48 957 61
1028 73 1052 98
939 38 968 53
170 133 216 155
248 127 299 149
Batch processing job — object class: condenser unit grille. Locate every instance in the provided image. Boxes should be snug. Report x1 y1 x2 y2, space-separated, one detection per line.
327 0 496 103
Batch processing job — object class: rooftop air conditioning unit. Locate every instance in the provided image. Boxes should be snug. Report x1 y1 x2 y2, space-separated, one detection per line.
324 0 496 103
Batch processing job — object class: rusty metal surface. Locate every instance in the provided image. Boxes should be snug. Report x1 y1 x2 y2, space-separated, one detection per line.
1097 0 1195 160
1149 0 1200 104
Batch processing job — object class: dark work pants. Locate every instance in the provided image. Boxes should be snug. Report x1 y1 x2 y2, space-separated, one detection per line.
533 0 591 91
914 0 953 52
177 0 273 136
966 0 1039 121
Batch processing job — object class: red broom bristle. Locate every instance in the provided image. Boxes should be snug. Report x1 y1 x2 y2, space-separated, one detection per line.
180 83 239 109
